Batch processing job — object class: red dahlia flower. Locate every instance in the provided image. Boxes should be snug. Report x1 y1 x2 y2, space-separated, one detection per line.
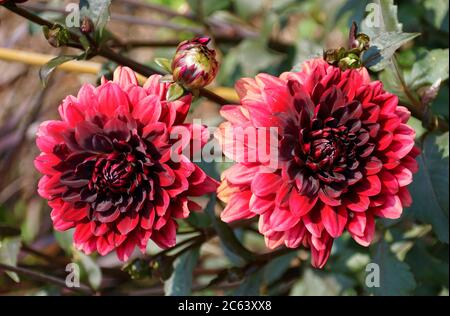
215 58 419 268
35 67 218 261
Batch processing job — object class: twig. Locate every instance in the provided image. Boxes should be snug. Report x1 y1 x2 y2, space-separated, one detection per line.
2 3 233 105
0 263 94 295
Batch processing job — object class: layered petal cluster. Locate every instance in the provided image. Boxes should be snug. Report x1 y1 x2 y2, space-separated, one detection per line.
35 67 217 261
216 59 419 268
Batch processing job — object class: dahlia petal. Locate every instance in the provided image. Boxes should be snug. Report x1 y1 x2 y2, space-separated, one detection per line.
374 194 402 219
310 236 333 269
344 193 370 212
364 157 383 175
318 188 341 206
155 190 170 217
91 221 109 236
61 206 88 222
264 231 285 249
97 82 130 116
320 205 347 238
347 212 366 237
73 222 93 244
284 223 307 248
143 74 165 97
132 95 162 125
116 213 139 235
303 208 324 238
354 175 381 196
113 66 138 89
59 96 84 127
152 219 177 248
269 207 300 232
398 187 413 208
289 190 318 217
220 105 250 126
249 194 275 215
379 170 399 194
225 163 260 185
392 165 413 187
96 236 115 256
221 191 254 222
116 237 136 261
251 172 283 197
140 206 156 230
351 214 375 246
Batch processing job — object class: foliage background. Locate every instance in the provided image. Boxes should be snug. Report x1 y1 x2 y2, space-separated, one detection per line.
0 0 448 296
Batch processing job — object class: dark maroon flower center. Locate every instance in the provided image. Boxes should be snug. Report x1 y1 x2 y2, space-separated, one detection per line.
281 81 377 197
52 116 167 223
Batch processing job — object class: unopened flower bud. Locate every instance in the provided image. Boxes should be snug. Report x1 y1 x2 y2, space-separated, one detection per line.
80 16 94 34
43 25 70 48
171 37 219 90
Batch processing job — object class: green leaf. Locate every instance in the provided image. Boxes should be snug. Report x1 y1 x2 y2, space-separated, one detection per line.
407 132 449 243
407 49 449 90
423 0 449 32
74 249 102 290
166 83 185 101
154 58 173 74
204 196 254 266
264 252 296 285
79 0 112 32
405 241 449 292
361 0 403 36
164 247 200 296
290 269 355 296
362 32 420 71
367 241 416 296
231 269 264 296
0 236 21 282
39 55 77 86
54 229 74 254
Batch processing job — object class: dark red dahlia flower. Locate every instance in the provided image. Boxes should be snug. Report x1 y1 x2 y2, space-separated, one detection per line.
216 58 419 268
35 67 218 261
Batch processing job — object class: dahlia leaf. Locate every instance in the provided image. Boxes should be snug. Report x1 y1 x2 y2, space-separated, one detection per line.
361 0 403 36
407 132 449 243
164 247 199 296
264 252 297 285
74 249 102 290
290 269 355 296
407 49 449 90
362 32 420 72
205 195 254 266
367 240 416 296
231 269 264 296
405 241 449 294
39 55 78 86
166 83 184 102
154 58 172 74
0 236 21 283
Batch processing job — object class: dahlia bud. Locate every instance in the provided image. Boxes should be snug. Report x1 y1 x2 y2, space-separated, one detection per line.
80 16 94 34
43 25 70 48
171 37 218 90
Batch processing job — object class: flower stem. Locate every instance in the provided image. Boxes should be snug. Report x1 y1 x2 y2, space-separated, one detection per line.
2 3 233 106
0 262 94 295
